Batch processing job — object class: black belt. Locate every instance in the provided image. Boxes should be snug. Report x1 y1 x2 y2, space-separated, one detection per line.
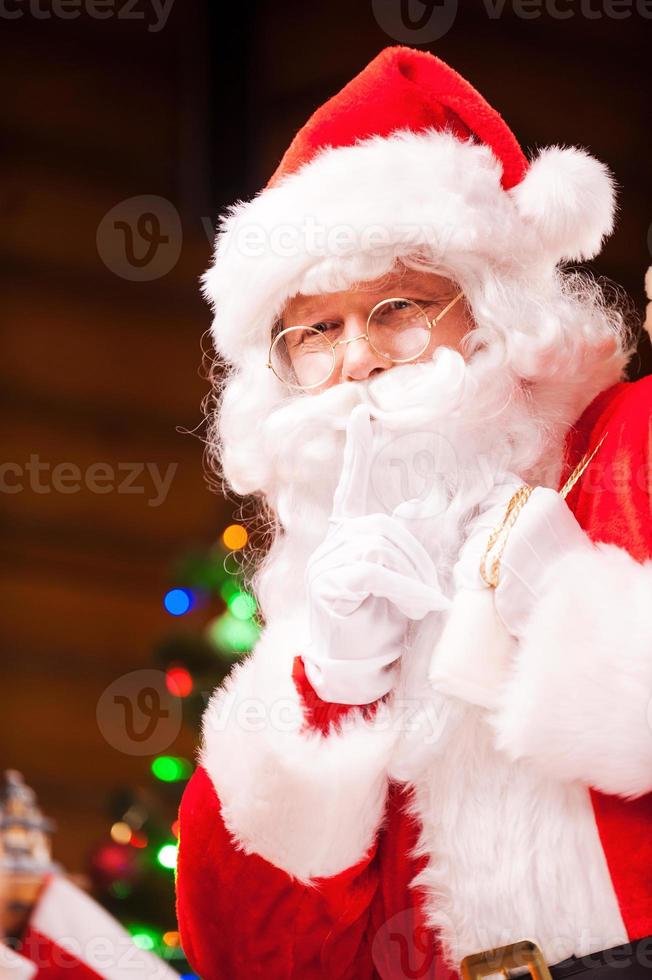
550 936 652 980
460 937 652 980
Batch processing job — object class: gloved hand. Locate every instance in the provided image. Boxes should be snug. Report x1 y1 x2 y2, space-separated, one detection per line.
455 476 595 639
428 473 522 709
302 403 451 706
451 471 525 592
429 473 595 710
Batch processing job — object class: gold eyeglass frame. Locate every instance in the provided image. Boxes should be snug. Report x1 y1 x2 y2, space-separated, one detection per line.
267 290 466 391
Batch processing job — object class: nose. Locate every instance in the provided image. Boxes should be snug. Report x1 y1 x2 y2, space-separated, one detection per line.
337 313 389 384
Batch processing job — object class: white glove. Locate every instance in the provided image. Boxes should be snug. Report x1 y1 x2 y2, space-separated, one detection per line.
427 473 521 708
430 474 594 709
456 477 594 638
498 486 595 636
303 404 451 705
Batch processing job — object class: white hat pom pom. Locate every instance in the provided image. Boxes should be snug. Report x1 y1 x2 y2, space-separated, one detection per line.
644 266 652 340
510 145 617 263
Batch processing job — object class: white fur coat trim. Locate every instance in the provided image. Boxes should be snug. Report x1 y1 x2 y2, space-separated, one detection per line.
202 129 616 366
488 542 652 798
200 617 399 884
400 705 629 969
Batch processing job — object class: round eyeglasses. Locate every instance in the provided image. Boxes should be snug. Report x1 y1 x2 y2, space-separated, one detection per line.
267 291 465 391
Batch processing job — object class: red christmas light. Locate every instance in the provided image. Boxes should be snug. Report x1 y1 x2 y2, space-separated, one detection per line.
165 666 193 698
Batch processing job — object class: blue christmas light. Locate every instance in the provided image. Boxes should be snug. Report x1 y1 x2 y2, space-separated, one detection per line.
164 588 192 616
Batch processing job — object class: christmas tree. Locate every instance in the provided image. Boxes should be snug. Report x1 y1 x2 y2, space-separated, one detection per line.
89 521 262 975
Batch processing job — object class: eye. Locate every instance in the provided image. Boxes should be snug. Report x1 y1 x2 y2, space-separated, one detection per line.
406 298 442 310
287 321 340 351
386 298 441 314
310 320 340 334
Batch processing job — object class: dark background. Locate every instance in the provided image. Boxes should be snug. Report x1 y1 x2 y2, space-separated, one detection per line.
1 0 650 874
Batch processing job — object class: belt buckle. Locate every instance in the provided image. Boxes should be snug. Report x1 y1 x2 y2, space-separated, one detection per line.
460 939 553 980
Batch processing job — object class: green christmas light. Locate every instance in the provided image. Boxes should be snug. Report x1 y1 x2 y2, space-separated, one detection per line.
207 611 260 654
151 756 193 782
128 925 160 951
228 591 256 621
157 843 178 870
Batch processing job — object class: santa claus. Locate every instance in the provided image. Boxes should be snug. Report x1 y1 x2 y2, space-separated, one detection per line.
175 46 652 980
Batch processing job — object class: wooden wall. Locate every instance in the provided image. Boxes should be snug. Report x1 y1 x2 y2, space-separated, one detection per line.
1 1 221 872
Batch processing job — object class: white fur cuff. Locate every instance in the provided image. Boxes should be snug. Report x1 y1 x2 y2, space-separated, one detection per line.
488 543 652 798
429 587 518 710
200 619 399 883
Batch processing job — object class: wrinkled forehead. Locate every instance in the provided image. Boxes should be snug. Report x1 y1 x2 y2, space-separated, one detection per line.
281 266 456 322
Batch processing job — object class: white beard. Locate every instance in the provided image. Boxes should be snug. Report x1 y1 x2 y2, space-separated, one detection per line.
251 347 567 642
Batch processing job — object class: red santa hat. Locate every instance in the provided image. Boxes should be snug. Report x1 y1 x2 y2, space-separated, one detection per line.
203 45 617 367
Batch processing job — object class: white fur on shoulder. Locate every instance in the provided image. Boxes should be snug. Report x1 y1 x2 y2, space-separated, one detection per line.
200 618 399 884
488 542 652 798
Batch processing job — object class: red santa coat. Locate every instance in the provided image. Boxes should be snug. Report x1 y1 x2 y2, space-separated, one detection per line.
175 377 652 980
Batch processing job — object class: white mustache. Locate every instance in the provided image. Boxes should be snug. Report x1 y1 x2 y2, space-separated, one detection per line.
263 347 474 448
364 348 472 428
260 348 503 543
